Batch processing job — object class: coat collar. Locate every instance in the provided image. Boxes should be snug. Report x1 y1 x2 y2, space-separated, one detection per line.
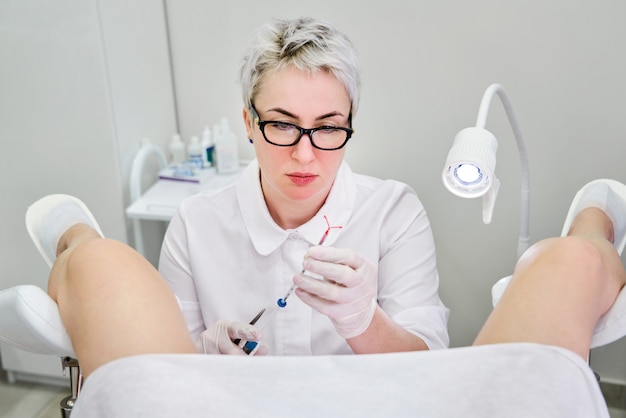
237 160 355 255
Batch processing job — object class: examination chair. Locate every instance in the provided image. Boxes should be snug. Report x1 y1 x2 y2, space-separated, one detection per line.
0 285 78 416
2 279 626 417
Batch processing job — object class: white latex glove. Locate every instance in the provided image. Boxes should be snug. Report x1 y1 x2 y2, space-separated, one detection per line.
294 246 377 339
196 320 267 355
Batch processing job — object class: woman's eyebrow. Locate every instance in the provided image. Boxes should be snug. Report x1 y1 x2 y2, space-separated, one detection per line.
266 107 297 118
266 107 346 121
316 111 345 121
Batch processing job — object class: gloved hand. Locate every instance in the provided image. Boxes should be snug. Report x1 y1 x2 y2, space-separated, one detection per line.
196 320 267 355
294 246 377 339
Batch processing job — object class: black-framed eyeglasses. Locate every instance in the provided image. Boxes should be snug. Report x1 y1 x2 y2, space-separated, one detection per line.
250 105 354 151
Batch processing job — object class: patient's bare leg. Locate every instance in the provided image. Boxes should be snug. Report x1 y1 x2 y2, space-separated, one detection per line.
474 207 626 359
48 224 196 377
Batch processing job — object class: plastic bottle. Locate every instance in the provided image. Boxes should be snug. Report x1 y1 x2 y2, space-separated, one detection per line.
169 133 186 166
187 135 204 169
201 126 214 168
214 118 240 174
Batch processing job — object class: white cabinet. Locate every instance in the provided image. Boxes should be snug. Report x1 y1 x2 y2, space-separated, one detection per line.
0 0 176 384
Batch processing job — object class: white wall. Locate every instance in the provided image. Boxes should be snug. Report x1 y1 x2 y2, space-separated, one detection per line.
97 0 178 264
165 0 626 382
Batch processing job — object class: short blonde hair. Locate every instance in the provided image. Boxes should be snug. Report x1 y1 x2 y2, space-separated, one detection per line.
240 17 361 117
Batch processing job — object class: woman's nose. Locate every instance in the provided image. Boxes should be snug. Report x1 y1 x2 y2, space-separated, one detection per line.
291 133 316 163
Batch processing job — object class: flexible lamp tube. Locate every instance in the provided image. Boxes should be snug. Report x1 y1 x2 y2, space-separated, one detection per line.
442 83 530 258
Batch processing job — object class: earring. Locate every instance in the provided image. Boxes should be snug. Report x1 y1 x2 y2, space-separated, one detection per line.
249 138 254 144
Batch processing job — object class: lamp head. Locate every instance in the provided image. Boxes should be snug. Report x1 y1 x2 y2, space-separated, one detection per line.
442 127 498 197
442 127 500 223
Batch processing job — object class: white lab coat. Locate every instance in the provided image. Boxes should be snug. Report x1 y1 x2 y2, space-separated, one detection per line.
159 160 449 354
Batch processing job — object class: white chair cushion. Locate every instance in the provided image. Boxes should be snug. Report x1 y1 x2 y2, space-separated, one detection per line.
0 285 75 357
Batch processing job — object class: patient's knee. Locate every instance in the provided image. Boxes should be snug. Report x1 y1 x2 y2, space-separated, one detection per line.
518 236 605 281
64 238 136 281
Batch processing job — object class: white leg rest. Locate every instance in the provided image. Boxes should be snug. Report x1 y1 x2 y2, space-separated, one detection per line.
492 275 626 348
0 285 75 358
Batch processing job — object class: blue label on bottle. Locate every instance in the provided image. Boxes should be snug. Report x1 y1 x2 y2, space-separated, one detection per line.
205 146 215 164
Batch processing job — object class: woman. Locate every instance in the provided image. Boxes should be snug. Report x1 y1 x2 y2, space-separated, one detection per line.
157 17 449 356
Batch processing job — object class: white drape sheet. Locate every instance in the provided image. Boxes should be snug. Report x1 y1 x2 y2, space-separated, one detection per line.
71 342 608 418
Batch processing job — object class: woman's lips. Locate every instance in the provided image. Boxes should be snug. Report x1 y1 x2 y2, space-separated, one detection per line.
287 172 317 185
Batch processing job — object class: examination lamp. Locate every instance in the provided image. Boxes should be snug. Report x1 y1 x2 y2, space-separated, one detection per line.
442 83 530 258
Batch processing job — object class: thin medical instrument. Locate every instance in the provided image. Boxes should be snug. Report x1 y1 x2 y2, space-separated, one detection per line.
234 216 342 354
276 216 342 307
231 308 265 347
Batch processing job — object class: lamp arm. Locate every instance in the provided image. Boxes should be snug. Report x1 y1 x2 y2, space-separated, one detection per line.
476 84 531 258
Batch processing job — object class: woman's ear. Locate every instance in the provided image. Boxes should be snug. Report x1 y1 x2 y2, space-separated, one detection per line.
242 107 253 138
